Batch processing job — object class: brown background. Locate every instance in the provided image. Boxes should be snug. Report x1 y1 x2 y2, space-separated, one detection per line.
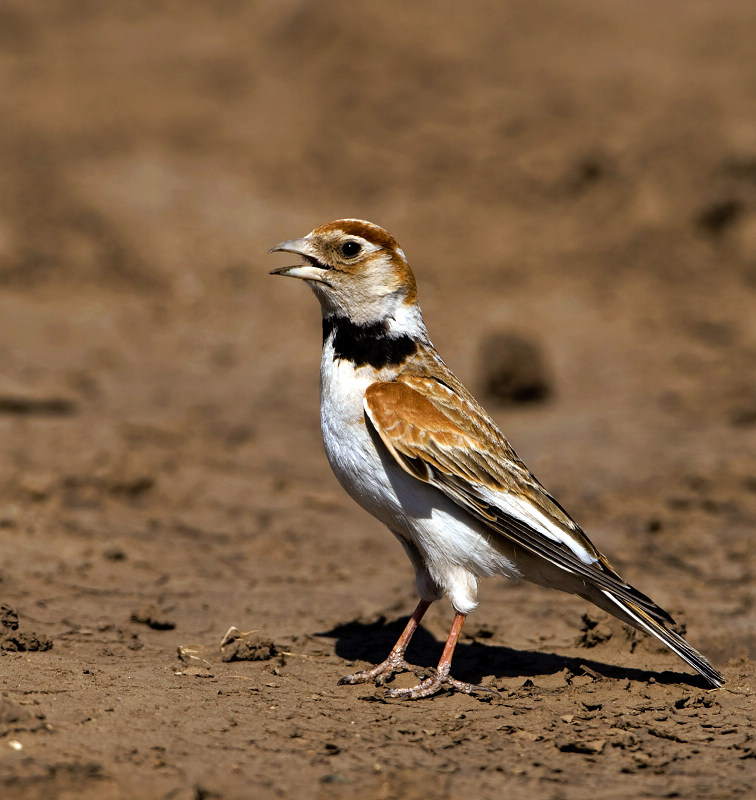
1 1 755 798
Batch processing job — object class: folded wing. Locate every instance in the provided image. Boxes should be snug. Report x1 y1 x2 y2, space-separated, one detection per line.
363 378 672 624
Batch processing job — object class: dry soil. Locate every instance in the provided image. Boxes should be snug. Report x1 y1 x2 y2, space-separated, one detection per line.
0 2 755 798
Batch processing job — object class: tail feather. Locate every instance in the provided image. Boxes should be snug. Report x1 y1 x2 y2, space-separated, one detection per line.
600 590 724 688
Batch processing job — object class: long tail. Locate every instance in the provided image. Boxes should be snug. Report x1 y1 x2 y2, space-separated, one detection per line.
599 590 724 688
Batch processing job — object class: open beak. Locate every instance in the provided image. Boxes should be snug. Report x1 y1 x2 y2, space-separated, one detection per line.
268 238 330 283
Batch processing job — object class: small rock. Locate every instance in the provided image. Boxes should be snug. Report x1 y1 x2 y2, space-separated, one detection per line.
130 604 176 630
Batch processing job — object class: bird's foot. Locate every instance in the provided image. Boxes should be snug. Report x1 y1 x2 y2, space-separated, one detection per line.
385 670 501 700
338 653 422 688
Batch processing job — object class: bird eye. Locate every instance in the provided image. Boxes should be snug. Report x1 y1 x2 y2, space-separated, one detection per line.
340 240 362 258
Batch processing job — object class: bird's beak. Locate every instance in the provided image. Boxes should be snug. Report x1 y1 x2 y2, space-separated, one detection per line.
268 238 330 283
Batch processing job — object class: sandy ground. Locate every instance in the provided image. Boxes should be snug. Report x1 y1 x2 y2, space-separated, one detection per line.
1 1 755 798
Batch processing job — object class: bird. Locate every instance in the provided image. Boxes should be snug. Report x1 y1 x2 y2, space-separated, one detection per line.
269 218 724 699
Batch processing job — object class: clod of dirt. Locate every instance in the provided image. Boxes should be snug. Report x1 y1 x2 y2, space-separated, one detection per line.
108 475 155 499
219 628 278 663
695 198 745 238
103 546 127 561
0 697 48 737
0 604 53 652
730 402 756 427
0 631 54 652
558 737 606 755
0 697 34 727
0 380 77 416
562 152 611 195
1 604 19 631
130 604 176 630
577 612 613 648
19 472 57 501
477 331 552 405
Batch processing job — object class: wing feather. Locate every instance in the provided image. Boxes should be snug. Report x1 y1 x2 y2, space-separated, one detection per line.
364 379 673 625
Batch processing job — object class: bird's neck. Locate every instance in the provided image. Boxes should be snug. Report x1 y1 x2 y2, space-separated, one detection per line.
321 303 428 371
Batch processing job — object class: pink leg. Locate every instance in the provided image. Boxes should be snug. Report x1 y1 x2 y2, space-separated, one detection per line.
386 611 500 700
338 599 432 687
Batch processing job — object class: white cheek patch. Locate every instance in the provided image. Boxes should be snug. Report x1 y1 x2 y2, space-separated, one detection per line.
357 253 401 298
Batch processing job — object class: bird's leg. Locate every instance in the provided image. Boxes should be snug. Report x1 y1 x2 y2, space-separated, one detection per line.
385 611 500 700
338 599 431 687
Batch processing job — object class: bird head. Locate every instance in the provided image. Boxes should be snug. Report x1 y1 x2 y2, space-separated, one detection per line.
270 219 418 325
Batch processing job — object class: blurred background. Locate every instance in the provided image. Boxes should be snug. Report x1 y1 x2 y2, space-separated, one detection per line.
0 1 755 795
3 0 756 670
2 0 755 469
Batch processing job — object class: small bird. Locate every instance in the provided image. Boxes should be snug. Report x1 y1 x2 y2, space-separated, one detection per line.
270 219 724 699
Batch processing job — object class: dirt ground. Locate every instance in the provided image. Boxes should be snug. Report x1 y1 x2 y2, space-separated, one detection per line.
1 1 755 798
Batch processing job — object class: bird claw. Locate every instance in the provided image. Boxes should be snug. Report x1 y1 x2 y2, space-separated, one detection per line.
337 655 420 687
385 671 502 700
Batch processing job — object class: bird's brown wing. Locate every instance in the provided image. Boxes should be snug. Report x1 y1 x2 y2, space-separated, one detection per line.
363 379 671 623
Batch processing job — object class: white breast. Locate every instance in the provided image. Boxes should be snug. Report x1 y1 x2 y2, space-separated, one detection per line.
319 344 401 523
319 338 521 614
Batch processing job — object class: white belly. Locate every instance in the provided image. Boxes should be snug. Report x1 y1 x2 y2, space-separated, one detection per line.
319 353 521 614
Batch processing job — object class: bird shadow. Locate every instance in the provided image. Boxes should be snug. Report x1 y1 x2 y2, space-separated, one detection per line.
317 614 712 691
